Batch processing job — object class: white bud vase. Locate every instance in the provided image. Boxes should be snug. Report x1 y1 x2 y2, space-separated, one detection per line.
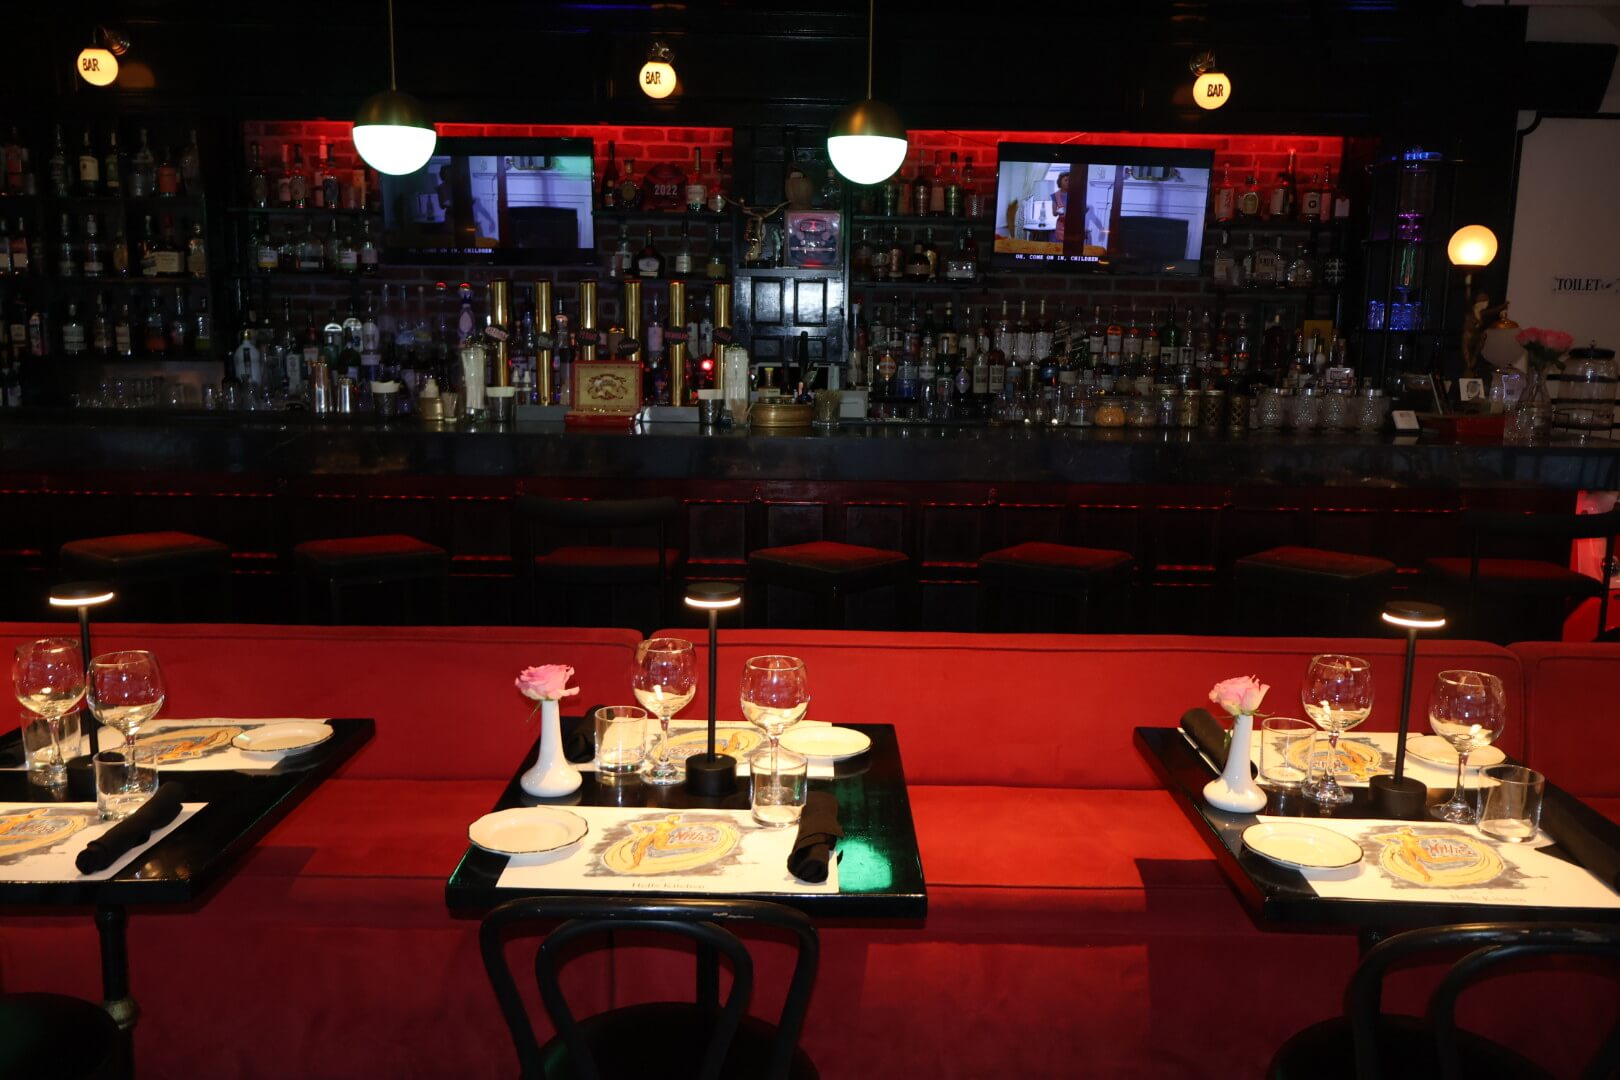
1203 712 1267 813
520 699 581 798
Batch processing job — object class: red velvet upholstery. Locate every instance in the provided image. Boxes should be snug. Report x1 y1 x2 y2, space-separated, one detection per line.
293 535 447 578
1235 545 1396 582
1510 642 1620 798
532 545 680 584
750 540 907 578
60 530 229 574
981 541 1132 573
1427 556 1605 595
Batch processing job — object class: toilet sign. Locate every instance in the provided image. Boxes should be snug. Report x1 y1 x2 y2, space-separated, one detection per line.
1550 276 1619 294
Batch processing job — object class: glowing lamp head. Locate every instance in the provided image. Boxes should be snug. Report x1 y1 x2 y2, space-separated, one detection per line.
353 89 436 175
827 98 908 185
1447 225 1498 269
1193 71 1231 110
1382 600 1447 631
684 581 742 612
640 43 677 99
77 47 119 86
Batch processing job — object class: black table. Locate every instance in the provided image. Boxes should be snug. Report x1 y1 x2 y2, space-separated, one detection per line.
446 721 927 921
1135 725 1620 933
0 717 373 1042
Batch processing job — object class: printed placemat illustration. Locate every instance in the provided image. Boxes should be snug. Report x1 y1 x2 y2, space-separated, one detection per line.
577 721 834 778
1249 731 1495 790
0 801 204 882
3 719 330 772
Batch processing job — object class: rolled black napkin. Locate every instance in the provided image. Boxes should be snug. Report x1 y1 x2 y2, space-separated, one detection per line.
76 782 186 874
1181 708 1230 771
787 791 843 884
563 705 602 764
1541 800 1620 895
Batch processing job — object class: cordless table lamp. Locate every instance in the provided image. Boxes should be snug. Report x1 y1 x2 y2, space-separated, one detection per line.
1370 600 1447 819
48 582 116 755
683 581 743 795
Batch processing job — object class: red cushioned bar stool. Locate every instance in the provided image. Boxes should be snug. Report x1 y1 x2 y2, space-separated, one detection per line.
1232 545 1397 636
293 534 449 625
512 496 681 632
59 530 232 620
976 541 1134 632
746 540 910 629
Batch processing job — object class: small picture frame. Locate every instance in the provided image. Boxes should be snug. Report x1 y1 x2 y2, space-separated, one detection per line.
1458 377 1486 403
1391 409 1421 432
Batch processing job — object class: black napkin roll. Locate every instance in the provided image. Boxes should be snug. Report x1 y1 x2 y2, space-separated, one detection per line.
787 791 843 884
76 782 186 874
1541 799 1620 895
1180 708 1231 771
563 704 603 764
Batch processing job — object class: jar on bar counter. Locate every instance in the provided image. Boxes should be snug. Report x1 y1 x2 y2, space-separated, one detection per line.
1258 387 1292 430
1177 389 1202 428
1126 396 1158 428
1291 385 1321 431
1093 395 1126 428
1357 387 1389 433
1225 390 1250 433
1199 388 1227 428
1320 387 1353 431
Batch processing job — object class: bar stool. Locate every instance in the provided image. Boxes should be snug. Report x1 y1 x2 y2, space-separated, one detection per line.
59 530 232 620
976 541 1134 632
293 534 449 625
1232 545 1397 636
746 540 910 629
0 992 123 1079
1424 506 1620 643
512 496 681 631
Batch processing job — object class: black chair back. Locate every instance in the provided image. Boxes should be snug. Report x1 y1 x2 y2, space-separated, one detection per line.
480 895 819 1080
1347 922 1620 1080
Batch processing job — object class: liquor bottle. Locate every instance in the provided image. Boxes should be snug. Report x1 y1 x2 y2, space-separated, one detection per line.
1105 305 1124 364
1266 151 1296 220
1329 164 1352 222
1143 310 1162 368
180 129 201 192
1179 307 1197 369
852 228 873 281
705 225 728 279
672 220 694 275
0 219 10 276
1012 299 1033 364
1237 173 1261 219
130 129 155 197
358 219 379 274
168 288 189 353
336 219 360 274
928 152 946 216
910 153 930 217
1212 229 1236 289
1252 234 1281 287
26 302 48 357
78 130 100 195
195 295 213 356
108 223 128 277
276 144 293 206
185 222 207 277
322 216 341 269
288 145 309 208
885 227 904 281
56 213 77 278
1122 305 1143 363
599 141 620 209
1212 163 1236 222
993 299 1012 360
962 155 983 219
297 219 323 272
685 149 707 212
1298 172 1324 222
971 318 990 395
985 318 1007 397
103 131 121 194
617 159 641 210
9 218 27 276
818 167 843 211
113 301 134 357
646 294 664 362
3 127 23 192
143 293 167 355
247 142 269 208
82 214 105 278
904 235 930 282
60 302 87 356
1285 243 1315 289
1033 298 1054 362
1239 232 1257 286
47 126 68 197
944 152 964 217
922 227 941 280
1084 305 1104 366
322 143 341 210
636 227 663 279
156 217 184 276
707 150 728 213
92 293 114 355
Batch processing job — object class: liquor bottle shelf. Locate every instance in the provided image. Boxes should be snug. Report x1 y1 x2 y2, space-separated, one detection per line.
851 277 985 292
851 214 990 228
1208 287 1342 300
593 209 733 226
226 205 380 217
238 270 382 284
39 194 206 209
30 352 222 365
1206 219 1351 236
24 275 210 287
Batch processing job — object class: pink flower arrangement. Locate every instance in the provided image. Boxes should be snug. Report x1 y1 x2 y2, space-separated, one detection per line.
1209 676 1269 718
1515 327 1575 372
515 664 579 703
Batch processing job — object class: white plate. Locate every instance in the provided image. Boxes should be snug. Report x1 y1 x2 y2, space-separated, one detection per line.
231 722 335 755
779 726 871 761
468 808 589 856
1404 735 1507 770
1242 822 1364 870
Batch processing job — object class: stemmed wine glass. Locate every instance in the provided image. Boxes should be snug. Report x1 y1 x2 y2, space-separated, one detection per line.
87 651 166 754
13 639 86 783
739 655 810 774
1428 669 1507 824
1300 654 1374 806
632 638 696 786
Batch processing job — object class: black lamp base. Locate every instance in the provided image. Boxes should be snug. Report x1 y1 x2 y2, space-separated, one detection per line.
685 753 738 796
1369 775 1428 820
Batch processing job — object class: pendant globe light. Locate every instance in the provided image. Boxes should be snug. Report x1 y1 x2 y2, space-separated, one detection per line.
827 0 907 186
353 0 436 176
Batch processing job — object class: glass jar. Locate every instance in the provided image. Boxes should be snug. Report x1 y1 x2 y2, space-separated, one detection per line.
1068 383 1095 427
1357 388 1388 433
1258 387 1292 430
1093 395 1126 428
1226 391 1250 433
1319 388 1352 431
1291 386 1321 431
1176 389 1201 428
1553 347 1618 433
1199 388 1227 428
1156 388 1179 428
1126 396 1158 428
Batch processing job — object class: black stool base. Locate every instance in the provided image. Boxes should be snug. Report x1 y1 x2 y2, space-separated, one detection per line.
685 753 739 796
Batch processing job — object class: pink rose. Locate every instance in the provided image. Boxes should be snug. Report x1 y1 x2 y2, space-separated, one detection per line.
1209 675 1268 717
1540 330 1574 354
515 664 580 702
1514 327 1543 348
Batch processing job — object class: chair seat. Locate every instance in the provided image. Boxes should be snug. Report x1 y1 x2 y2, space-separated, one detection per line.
536 1002 818 1080
1269 1013 1552 1080
980 542 1133 579
533 545 680 585
750 541 906 579
1426 556 1605 597
61 530 230 576
0 992 122 1079
294 535 447 579
1235 545 1396 585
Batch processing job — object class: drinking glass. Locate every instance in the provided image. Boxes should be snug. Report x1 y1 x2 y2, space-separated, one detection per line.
1300 654 1374 806
632 638 696 786
13 639 86 782
739 655 810 777
1428 669 1507 824
95 744 159 821
594 705 650 776
87 651 166 754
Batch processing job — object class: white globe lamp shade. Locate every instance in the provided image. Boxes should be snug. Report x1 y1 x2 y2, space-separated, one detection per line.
76 47 119 86
1447 224 1498 269
827 99 908 185
1192 71 1231 110
353 89 437 176
640 59 677 99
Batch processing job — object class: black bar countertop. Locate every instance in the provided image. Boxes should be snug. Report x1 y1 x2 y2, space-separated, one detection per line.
3 410 1617 490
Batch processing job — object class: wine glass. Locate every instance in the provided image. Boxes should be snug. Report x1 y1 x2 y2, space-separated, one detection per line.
13 638 86 780
1300 654 1374 806
1428 669 1507 824
739 655 810 775
87 651 166 754
632 638 696 786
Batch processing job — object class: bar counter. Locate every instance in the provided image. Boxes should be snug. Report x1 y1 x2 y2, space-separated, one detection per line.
4 411 1617 490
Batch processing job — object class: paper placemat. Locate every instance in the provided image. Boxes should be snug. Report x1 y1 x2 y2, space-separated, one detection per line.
3 719 330 773
495 805 839 896
1253 815 1620 908
1249 731 1496 791
0 800 204 882
578 721 836 779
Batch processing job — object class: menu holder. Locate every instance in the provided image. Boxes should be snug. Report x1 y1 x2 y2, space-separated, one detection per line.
565 361 643 427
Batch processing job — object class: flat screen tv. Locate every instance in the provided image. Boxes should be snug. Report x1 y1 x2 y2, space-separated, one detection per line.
378 137 595 265
990 142 1214 275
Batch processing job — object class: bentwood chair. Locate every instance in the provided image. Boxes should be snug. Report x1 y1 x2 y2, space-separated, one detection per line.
512 496 681 632
0 992 124 1079
480 895 820 1080
1268 922 1620 1080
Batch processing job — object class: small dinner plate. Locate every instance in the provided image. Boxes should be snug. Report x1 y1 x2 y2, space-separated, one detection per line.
468 808 589 857
1404 735 1506 770
780 726 871 761
231 722 334 756
1242 822 1364 870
